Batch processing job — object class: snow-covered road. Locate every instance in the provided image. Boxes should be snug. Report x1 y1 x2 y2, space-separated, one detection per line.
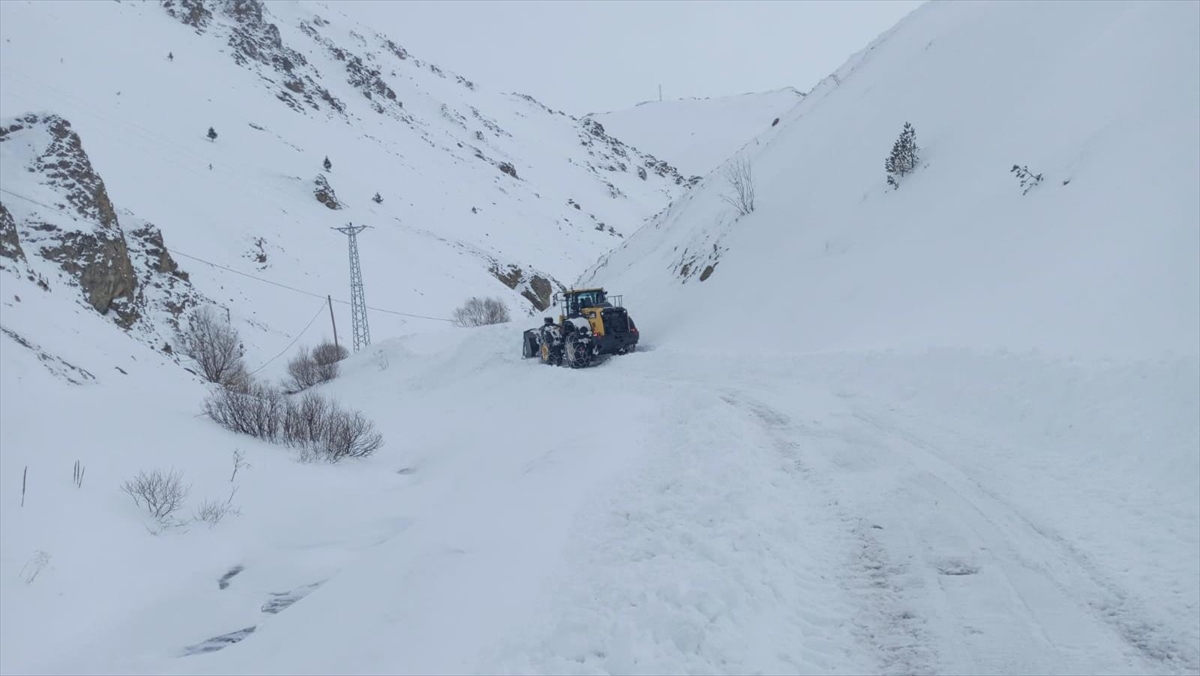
70 326 1186 676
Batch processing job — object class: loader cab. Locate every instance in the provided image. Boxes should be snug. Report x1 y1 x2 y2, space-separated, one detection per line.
557 288 610 320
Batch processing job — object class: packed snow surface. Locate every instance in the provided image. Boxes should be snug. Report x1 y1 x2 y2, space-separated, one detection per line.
2 323 1196 675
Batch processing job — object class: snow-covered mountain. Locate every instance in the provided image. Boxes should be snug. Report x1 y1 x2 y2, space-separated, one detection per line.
0 0 691 363
2 1 1198 675
584 1 1199 360
593 87 804 177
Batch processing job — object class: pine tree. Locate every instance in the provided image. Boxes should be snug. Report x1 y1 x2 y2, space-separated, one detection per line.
168 52 174 61
885 122 919 189
372 192 383 204
207 127 217 142
323 156 332 172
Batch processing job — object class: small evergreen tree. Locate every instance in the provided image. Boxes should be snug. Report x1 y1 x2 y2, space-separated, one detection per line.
372 192 383 204
885 122 919 189
323 156 332 172
207 127 217 142
168 52 174 61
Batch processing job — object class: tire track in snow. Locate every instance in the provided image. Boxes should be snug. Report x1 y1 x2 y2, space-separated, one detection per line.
845 407 1195 675
722 392 938 676
485 385 870 674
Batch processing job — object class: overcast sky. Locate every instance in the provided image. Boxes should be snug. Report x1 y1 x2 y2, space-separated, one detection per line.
341 0 925 115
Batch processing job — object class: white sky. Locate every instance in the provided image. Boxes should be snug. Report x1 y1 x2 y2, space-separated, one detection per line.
340 0 925 114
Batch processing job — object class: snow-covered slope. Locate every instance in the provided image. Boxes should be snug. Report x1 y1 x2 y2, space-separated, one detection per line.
584 0 1199 360
0 0 691 363
593 87 804 177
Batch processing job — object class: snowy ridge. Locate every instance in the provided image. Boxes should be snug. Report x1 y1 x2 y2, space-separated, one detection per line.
593 87 804 177
583 0 1200 359
0 0 692 368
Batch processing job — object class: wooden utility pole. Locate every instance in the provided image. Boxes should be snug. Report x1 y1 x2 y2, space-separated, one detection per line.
327 294 339 353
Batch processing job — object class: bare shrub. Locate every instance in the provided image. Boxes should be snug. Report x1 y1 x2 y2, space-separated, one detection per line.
181 306 246 386
281 392 383 462
194 487 240 527
452 296 510 327
720 155 755 216
321 405 384 461
282 391 330 447
203 380 284 441
230 449 249 483
284 341 347 393
121 469 190 521
312 341 347 369
202 379 383 463
284 349 321 393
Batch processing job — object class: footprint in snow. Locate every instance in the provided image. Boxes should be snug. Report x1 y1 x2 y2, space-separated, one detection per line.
218 564 244 590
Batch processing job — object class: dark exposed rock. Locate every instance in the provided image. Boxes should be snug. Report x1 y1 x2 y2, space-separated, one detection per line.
161 0 212 30
313 174 343 209
488 263 558 311
576 116 690 187
381 37 408 60
498 162 519 179
41 229 137 322
161 0 344 116
0 203 26 266
471 107 509 138
1 114 138 319
129 223 186 279
301 23 402 117
526 275 553 310
345 53 397 102
0 115 120 230
1 113 201 335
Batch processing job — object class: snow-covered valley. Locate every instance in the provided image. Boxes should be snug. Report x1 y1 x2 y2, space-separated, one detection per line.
2 0 1197 674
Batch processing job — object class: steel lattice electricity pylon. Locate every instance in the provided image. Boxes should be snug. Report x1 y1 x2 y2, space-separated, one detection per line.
332 223 371 352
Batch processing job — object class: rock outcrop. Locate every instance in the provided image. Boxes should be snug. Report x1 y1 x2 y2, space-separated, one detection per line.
313 174 343 210
0 114 137 319
489 262 559 311
0 202 26 267
0 113 201 334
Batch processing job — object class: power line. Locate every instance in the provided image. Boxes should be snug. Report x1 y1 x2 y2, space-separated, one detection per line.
171 248 453 322
247 300 328 376
0 186 454 322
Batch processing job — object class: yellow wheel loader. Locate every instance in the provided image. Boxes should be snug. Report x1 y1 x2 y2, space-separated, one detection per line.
521 288 639 368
